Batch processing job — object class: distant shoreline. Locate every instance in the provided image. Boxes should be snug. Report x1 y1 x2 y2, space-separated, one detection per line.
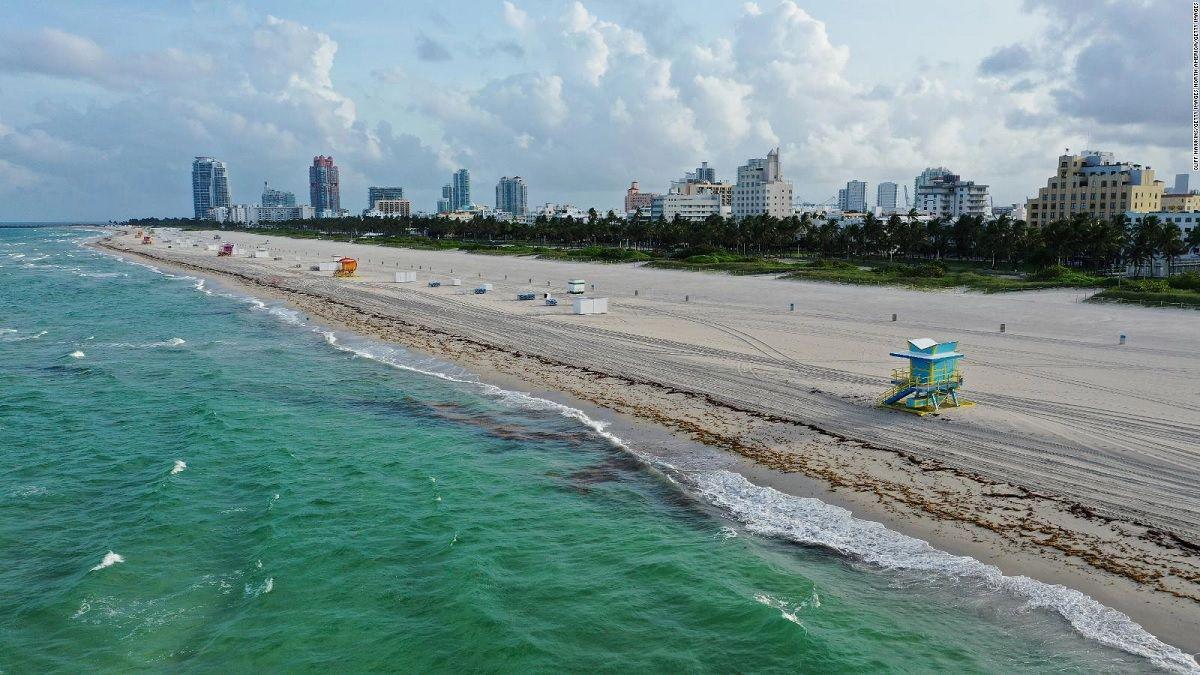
0 222 110 228
94 229 1200 658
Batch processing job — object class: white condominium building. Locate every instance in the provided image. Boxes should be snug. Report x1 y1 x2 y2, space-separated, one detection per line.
651 192 727 221
732 148 794 219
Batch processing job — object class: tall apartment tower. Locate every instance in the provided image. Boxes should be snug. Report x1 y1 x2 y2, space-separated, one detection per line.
837 180 867 212
368 186 405 210
309 156 340 215
192 156 231 220
451 169 471 210
495 176 528 216
437 184 453 213
877 182 898 211
695 161 716 183
732 148 793 219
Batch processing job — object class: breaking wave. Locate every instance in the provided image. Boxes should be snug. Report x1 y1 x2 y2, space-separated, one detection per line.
690 470 1199 673
90 551 125 572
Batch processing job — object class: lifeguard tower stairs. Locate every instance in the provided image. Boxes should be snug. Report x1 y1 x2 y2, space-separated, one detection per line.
880 338 972 415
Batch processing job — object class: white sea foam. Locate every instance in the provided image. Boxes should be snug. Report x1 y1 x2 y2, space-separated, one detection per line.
90 551 125 571
2 329 48 342
171 460 187 475
69 350 85 359
267 306 303 324
753 593 806 629
109 337 186 349
9 484 47 498
244 577 274 597
691 470 1200 673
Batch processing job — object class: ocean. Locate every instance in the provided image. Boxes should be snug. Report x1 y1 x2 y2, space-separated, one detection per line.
0 227 1193 672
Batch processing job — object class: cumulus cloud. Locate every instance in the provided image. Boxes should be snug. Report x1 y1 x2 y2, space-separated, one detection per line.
0 0 1186 219
0 27 211 90
988 0 1186 131
416 33 452 62
978 44 1033 76
0 15 441 218
503 1 529 31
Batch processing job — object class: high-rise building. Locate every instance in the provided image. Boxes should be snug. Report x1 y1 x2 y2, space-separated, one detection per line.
495 176 528 216
192 156 231 220
368 186 405 210
694 161 716 183
451 169 471 210
915 170 990 219
437 184 453 213
837 180 867 212
877 182 898 211
1174 173 1189 195
309 156 340 216
625 181 659 214
915 167 953 200
1025 151 1164 228
261 183 296 207
732 148 793 219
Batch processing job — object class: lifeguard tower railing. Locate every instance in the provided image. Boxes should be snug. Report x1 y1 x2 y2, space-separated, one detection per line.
882 367 964 402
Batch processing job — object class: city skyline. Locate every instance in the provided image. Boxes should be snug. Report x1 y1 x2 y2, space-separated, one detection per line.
0 0 1190 220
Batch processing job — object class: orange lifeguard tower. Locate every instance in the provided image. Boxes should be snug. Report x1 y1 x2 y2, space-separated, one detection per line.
334 257 357 278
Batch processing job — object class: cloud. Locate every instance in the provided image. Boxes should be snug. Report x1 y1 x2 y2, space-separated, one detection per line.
0 15 442 219
503 1 529 31
416 33 452 62
1 0 1187 219
978 44 1033 76
371 66 406 84
988 0 1186 131
0 27 211 90
483 40 525 58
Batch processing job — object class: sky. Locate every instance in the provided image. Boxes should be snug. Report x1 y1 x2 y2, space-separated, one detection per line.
0 0 1192 220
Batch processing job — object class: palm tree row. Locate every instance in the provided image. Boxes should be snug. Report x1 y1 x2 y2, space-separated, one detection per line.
136 209 1200 274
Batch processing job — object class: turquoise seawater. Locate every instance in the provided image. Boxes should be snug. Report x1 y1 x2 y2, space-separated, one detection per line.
0 227 1193 672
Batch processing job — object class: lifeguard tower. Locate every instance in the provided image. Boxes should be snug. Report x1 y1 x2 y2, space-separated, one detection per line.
881 338 971 415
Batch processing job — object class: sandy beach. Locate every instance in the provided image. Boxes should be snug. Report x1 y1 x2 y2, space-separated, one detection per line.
99 229 1200 653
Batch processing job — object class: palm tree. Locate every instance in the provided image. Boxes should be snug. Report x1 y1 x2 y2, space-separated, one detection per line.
1187 224 1200 256
1125 215 1161 278
1156 222 1186 277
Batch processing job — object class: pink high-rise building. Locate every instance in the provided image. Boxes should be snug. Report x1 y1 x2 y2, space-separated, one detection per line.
309 155 340 216
625 181 658 214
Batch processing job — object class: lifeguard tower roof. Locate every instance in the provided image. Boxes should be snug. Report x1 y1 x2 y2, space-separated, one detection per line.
889 338 963 362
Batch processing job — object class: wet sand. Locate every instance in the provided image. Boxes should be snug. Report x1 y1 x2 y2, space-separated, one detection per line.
98 229 1200 654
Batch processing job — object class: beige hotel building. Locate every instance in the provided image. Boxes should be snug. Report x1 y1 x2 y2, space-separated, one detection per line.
1025 150 1163 228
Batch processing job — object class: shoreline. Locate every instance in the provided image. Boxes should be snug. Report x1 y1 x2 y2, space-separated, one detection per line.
93 231 1200 660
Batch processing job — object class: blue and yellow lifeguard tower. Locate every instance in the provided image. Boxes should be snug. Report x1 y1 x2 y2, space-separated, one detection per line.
881 338 971 415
